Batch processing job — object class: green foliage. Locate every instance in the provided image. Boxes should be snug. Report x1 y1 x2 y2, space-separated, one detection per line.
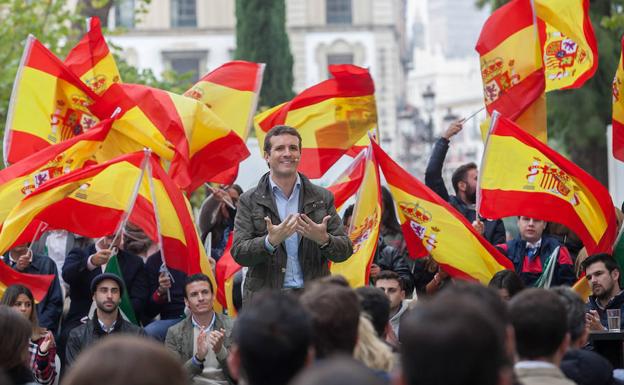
234 0 294 107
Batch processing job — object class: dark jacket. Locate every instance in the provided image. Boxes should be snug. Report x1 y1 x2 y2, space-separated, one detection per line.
143 251 186 322
3 253 63 333
61 245 148 331
561 348 623 385
425 137 506 245
496 235 576 287
373 237 415 295
65 310 145 367
587 290 624 330
232 173 353 302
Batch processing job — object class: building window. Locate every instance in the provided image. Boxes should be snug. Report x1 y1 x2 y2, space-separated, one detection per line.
171 0 197 28
115 0 134 29
327 53 353 66
162 50 208 82
326 0 352 24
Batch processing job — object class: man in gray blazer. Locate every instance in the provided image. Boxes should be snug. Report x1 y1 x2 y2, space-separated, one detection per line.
165 274 233 385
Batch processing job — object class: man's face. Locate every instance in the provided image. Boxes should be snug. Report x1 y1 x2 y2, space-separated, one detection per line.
184 280 214 316
460 168 478 204
586 261 620 299
375 278 405 311
517 216 546 243
92 279 121 314
264 134 301 178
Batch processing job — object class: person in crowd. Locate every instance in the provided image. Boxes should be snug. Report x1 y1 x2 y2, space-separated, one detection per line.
232 125 352 303
300 278 360 359
398 294 511 385
354 286 392 341
62 335 186 385
122 223 155 263
343 204 415 295
165 273 233 385
65 273 145 368
353 315 395 375
489 269 525 301
509 288 575 385
374 270 410 338
290 356 386 385
62 230 149 335
1 285 57 385
379 186 409 259
583 253 624 331
199 184 243 260
227 291 313 385
551 286 622 385
142 251 187 341
0 305 36 385
412 255 452 296
425 119 506 245
496 216 576 287
3 244 63 334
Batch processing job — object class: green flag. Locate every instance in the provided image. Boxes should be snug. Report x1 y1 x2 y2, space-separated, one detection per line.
612 225 624 273
105 254 138 325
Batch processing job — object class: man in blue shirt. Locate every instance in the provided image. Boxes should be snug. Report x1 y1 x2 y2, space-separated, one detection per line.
232 125 353 304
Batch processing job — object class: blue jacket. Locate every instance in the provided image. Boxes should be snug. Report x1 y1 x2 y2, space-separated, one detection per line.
3 253 63 333
143 251 186 322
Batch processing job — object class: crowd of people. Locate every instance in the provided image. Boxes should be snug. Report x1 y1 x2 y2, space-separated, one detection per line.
1 123 623 385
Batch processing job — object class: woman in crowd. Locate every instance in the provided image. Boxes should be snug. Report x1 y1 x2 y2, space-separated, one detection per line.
1 285 57 385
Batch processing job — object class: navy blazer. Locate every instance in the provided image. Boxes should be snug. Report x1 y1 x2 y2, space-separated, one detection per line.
3 253 63 333
62 245 148 331
143 251 186 323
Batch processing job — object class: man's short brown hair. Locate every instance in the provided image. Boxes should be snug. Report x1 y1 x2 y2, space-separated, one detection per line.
263 125 302 154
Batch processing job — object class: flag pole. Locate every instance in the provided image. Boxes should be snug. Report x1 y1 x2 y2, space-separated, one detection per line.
462 106 486 123
475 110 500 219
146 153 173 302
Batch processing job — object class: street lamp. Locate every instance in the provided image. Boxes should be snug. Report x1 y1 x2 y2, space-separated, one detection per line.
422 85 436 143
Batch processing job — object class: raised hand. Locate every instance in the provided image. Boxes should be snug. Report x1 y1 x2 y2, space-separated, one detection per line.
296 214 330 245
442 119 465 140
266 214 299 247
90 249 112 266
209 328 226 353
15 249 32 271
157 272 172 295
39 331 55 353
196 329 210 361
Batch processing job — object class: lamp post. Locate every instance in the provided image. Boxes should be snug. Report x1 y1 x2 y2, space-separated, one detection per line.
422 85 436 144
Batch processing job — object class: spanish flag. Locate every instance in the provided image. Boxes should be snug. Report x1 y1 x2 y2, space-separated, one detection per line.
0 152 211 278
90 83 250 193
64 17 121 95
372 140 512 283
612 36 624 162
0 119 113 228
0 262 54 303
184 61 264 184
327 148 367 211
330 145 381 287
254 64 377 178
479 113 617 255
536 0 598 92
215 232 241 317
4 35 100 165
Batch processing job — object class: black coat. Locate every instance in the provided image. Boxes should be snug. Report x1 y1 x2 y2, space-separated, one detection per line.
62 245 148 331
143 251 186 323
373 237 415 295
3 253 63 333
425 137 506 245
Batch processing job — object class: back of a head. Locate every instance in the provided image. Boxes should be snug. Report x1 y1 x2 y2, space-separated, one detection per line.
488 269 525 299
355 286 390 337
290 355 385 385
0 305 31 370
62 335 186 385
300 282 360 359
439 281 510 327
399 296 506 385
550 287 586 346
233 291 312 385
509 288 568 360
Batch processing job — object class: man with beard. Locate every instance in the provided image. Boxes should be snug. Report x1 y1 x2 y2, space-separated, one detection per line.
496 217 575 287
425 120 506 245
65 274 145 367
583 253 624 331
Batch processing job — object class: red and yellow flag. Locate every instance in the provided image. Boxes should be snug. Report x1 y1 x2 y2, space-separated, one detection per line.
215 232 241 317
64 17 121 95
372 140 512 283
4 36 101 165
0 152 212 279
612 36 624 162
536 0 598 91
479 113 617 255
327 148 367 211
330 145 381 287
0 262 54 303
0 119 113 229
254 64 377 178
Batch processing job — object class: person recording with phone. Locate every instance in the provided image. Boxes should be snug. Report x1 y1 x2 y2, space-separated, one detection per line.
3 243 63 334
